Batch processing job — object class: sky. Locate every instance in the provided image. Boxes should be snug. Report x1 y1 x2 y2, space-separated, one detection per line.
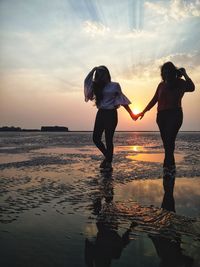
0 0 200 131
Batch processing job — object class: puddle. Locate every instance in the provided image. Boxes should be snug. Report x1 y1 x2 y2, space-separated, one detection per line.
127 153 184 163
33 146 96 154
0 147 17 150
33 145 149 155
115 145 148 152
115 177 200 217
0 154 30 164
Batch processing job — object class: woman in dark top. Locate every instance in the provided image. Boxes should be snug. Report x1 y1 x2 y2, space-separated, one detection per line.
138 62 195 176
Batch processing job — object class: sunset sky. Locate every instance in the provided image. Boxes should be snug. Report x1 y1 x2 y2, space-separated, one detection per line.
0 0 200 131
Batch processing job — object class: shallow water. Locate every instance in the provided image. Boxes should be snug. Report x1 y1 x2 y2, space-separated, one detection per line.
127 152 184 163
0 132 200 266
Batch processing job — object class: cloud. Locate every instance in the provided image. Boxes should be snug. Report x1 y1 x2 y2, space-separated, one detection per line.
145 0 200 21
0 68 81 95
118 51 200 81
82 19 156 40
113 29 155 39
82 20 110 36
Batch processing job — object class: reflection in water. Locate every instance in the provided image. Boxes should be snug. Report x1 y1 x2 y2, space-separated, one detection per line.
85 172 131 267
150 174 194 267
161 173 175 212
127 153 184 163
130 145 143 152
85 170 197 266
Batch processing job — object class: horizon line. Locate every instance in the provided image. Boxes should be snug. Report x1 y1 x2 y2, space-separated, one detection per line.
1 126 200 132
0 130 200 132
70 130 200 132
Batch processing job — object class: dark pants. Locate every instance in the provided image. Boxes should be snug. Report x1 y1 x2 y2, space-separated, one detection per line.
156 108 183 168
93 109 118 163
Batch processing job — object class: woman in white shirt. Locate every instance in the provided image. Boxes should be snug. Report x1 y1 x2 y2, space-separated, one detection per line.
84 66 136 171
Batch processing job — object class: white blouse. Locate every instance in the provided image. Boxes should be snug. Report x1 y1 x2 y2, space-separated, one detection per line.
84 68 131 109
97 82 131 109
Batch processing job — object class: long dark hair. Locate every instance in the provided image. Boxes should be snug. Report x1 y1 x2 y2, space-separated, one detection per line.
160 61 181 90
92 66 111 106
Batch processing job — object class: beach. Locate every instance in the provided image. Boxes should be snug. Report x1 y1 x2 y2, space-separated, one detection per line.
0 132 200 267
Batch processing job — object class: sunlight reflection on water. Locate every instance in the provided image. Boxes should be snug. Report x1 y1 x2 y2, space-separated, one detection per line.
127 153 184 163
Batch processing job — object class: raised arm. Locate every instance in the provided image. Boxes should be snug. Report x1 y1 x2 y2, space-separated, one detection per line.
123 105 137 121
84 67 97 102
138 88 159 119
114 83 137 121
180 68 195 92
84 67 97 83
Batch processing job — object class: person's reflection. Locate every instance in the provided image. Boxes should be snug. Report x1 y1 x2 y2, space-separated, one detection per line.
92 171 114 216
85 171 131 267
150 174 194 267
161 173 175 212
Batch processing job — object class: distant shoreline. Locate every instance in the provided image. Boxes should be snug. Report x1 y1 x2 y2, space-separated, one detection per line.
1 126 199 132
0 130 199 133
68 130 200 132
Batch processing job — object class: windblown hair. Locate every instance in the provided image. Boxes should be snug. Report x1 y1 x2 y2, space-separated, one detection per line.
92 66 111 106
160 61 181 90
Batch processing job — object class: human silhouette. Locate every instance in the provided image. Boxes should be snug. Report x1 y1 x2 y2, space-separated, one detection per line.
84 66 137 172
85 172 131 267
138 62 195 177
161 171 176 212
92 172 114 216
149 174 194 267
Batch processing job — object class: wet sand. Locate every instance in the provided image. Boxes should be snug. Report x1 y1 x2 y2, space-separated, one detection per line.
0 132 200 266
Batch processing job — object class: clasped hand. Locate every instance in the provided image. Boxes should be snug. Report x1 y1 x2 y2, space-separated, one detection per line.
131 112 145 121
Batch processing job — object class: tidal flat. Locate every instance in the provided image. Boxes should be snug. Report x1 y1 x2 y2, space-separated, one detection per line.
0 132 200 267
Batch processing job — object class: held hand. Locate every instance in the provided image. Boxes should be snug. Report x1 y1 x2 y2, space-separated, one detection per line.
131 113 138 121
137 112 145 120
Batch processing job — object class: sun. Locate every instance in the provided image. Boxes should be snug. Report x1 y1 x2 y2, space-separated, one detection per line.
132 107 140 115
130 104 141 115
